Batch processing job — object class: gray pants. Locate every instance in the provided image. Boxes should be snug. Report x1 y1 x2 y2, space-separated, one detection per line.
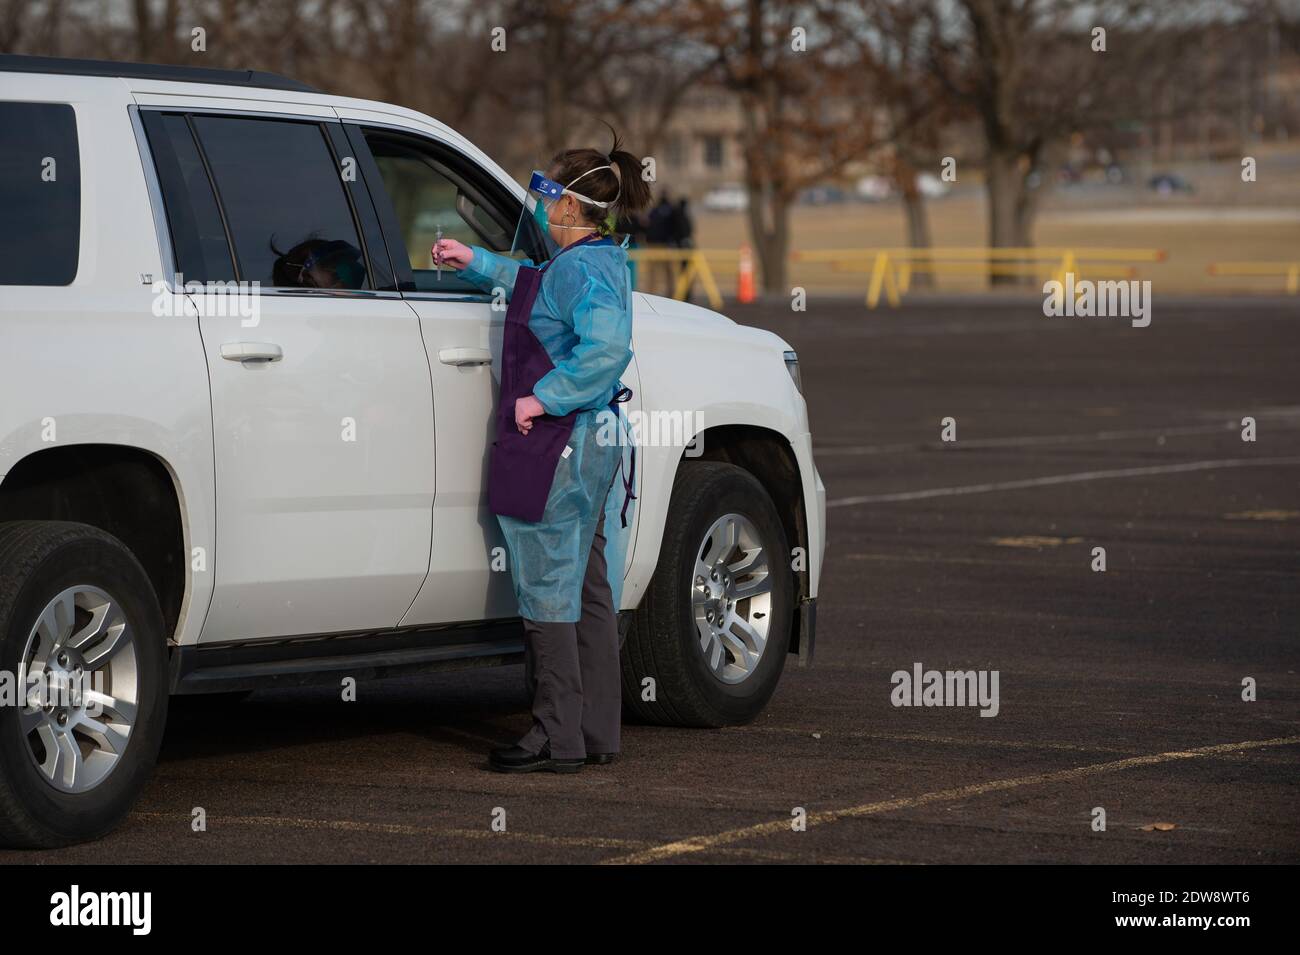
518 512 621 760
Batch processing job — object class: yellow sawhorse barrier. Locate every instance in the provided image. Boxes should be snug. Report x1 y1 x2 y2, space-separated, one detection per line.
793 247 1167 308
1207 262 1300 295
627 248 740 310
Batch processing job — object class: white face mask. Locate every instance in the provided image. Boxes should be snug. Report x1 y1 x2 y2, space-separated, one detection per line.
541 195 598 233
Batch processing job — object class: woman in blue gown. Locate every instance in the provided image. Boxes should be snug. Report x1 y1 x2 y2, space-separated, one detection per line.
435 138 651 772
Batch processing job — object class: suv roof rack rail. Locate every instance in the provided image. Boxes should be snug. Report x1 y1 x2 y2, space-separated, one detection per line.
0 53 320 94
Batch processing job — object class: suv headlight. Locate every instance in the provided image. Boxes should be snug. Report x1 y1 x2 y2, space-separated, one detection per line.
783 350 802 393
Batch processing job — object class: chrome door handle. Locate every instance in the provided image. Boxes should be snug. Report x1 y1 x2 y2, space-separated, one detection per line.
438 346 492 366
220 342 284 363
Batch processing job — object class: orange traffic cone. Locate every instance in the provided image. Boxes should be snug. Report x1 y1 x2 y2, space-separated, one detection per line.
737 244 756 304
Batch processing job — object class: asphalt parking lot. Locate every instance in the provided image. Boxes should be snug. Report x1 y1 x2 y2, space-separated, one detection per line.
5 295 1297 865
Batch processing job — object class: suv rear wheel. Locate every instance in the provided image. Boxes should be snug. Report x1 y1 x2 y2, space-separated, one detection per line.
0 521 168 848
621 462 792 727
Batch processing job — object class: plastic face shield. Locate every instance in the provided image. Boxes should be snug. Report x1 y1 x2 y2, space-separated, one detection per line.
510 171 564 259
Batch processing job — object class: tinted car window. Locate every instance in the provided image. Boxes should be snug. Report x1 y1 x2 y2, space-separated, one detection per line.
140 111 236 284
0 102 80 286
192 116 369 289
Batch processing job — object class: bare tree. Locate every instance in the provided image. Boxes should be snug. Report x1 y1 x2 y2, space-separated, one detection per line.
494 0 682 158
579 4 717 158
132 0 179 60
668 0 900 293
855 1 972 283
922 0 1255 262
0 0 70 55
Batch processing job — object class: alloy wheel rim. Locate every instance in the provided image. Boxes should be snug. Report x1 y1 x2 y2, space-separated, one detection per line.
19 585 139 794
691 512 774 684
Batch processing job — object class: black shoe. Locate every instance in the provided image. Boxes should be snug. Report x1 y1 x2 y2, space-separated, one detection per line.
489 744 584 774
585 753 618 765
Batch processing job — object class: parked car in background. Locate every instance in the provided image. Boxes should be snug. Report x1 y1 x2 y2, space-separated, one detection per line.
701 183 749 212
798 185 849 205
1148 172 1195 195
854 175 894 202
916 172 951 198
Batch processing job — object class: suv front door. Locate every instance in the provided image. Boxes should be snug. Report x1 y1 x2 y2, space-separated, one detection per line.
343 121 539 626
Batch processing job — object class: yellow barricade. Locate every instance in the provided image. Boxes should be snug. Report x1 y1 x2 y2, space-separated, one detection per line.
793 247 1167 308
628 248 740 310
1207 262 1300 295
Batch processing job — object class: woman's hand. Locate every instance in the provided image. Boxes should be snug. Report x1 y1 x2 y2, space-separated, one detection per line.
515 395 545 435
431 238 473 271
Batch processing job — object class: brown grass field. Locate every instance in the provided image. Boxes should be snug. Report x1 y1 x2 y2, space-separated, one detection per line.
687 148 1300 298
694 199 1300 297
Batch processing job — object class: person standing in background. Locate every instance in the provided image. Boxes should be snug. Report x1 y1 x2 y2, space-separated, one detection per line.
646 192 677 296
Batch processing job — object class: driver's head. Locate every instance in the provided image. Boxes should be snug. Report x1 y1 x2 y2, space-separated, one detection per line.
271 238 367 289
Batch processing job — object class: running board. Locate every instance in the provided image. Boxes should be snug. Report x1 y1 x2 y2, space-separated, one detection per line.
169 619 525 695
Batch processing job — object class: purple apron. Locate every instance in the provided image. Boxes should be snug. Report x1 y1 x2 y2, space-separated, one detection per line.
487 235 601 523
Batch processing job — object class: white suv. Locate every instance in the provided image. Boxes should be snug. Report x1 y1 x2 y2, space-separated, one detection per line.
0 54 825 848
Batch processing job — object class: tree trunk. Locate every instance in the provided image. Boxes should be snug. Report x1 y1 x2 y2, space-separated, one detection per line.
541 3 569 157
985 147 1023 286
133 0 179 62
745 183 789 295
735 0 790 296
1013 180 1038 248
133 0 154 60
0 0 27 52
898 164 933 289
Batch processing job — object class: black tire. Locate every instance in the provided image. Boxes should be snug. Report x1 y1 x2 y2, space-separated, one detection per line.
0 521 169 848
621 462 793 727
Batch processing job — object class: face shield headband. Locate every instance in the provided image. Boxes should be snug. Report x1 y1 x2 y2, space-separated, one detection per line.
528 164 620 210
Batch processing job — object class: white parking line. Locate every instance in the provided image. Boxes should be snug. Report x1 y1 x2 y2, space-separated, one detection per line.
827 456 1300 508
730 726 1136 754
603 735 1300 865
125 811 908 864
817 422 1244 457
130 811 647 850
841 551 1298 577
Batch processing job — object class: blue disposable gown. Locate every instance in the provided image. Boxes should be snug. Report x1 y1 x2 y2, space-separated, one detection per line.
457 238 636 622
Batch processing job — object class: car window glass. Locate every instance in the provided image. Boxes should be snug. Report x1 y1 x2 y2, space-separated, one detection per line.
0 102 80 286
140 111 236 284
366 137 538 293
192 116 369 290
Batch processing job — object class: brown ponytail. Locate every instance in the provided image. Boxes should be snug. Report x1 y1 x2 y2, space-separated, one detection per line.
547 127 652 235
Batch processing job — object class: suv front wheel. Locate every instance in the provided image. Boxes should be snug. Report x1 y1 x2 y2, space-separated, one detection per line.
621 461 793 727
0 521 168 848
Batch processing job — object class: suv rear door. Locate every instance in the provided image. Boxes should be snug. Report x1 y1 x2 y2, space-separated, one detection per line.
136 105 436 643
